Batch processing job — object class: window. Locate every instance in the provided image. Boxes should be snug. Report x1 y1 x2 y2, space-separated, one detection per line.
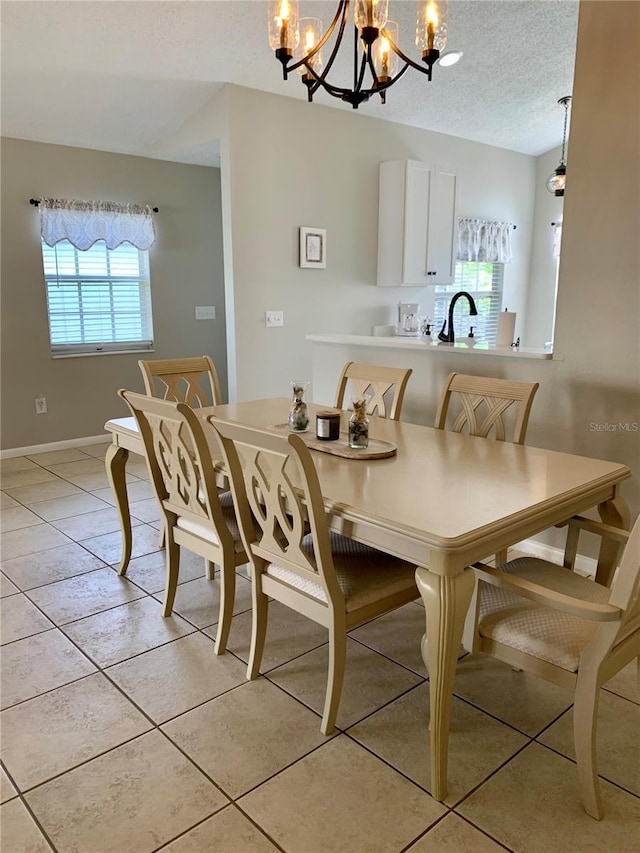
434 262 504 345
42 240 154 356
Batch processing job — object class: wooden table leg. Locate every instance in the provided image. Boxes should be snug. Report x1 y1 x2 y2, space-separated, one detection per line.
415 565 475 802
105 442 132 576
596 485 630 586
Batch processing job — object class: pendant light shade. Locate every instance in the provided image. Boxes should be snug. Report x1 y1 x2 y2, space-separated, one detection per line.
546 96 572 197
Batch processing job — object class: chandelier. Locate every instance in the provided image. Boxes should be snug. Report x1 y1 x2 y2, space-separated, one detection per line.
546 96 572 197
267 0 448 109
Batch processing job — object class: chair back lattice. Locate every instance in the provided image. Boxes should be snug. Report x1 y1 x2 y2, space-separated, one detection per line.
208 419 342 605
609 515 640 635
435 372 539 445
333 362 412 420
119 391 233 548
138 356 222 408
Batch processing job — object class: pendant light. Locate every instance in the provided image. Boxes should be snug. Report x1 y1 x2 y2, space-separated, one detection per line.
546 96 572 197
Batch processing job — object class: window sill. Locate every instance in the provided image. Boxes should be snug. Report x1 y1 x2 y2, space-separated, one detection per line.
51 348 156 359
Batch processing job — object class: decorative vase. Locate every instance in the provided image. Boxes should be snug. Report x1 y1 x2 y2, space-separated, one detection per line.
348 397 369 449
288 382 310 432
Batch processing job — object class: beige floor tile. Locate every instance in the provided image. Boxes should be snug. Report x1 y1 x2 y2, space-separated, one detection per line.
604 660 639 704
457 742 640 852
0 505 43 533
163 678 329 798
129 496 162 522
452 655 573 735
0 768 18 804
0 799 52 853
1 672 152 790
538 690 640 795
0 467 57 489
2 478 81 504
51 505 143 539
25 730 228 853
27 448 92 466
120 548 206 594
1 594 54 644
1 543 106 590
407 813 506 852
221 600 329 671
126 460 151 480
0 523 72 560
349 682 527 804
62 596 195 667
1 629 96 710
239 735 445 853
81 442 110 459
349 601 427 674
92 478 155 504
0 572 19 597
268 636 423 730
45 458 107 480
155 573 254 629
163 804 280 852
27 491 112 522
0 492 19 509
107 632 247 723
27 567 146 624
59 470 116 490
79 523 161 565
1 457 39 474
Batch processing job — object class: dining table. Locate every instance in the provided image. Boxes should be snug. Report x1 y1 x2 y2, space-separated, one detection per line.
104 397 630 802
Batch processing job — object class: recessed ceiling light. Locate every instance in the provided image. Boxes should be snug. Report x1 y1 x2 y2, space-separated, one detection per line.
438 50 463 67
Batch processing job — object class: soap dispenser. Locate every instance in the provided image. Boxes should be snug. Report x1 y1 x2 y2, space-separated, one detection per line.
467 326 476 346
421 317 433 343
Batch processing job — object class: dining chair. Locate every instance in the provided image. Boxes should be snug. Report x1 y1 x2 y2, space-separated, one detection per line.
333 361 413 420
208 417 419 735
432 513 639 820
138 355 222 408
119 390 247 654
434 372 539 445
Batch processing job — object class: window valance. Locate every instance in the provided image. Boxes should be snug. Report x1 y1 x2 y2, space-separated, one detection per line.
456 218 513 264
38 197 156 251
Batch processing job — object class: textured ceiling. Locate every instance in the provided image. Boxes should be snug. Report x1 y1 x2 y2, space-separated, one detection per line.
1 1 579 167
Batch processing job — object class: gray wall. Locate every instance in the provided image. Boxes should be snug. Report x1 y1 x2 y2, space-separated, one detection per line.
0 138 226 448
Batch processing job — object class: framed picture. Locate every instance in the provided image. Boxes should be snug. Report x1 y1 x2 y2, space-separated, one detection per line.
299 227 326 269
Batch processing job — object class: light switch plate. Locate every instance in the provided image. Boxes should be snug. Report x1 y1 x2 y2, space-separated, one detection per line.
195 306 216 320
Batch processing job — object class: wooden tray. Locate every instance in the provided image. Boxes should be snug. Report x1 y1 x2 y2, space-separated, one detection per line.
269 424 397 460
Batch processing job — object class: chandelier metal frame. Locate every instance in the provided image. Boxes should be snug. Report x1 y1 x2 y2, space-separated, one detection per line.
273 0 442 109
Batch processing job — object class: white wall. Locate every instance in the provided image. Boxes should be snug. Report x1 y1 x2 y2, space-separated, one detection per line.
217 85 536 404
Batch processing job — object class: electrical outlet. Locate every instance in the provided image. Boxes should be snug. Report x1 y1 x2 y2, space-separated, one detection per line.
266 311 284 327
195 306 216 320
35 396 47 414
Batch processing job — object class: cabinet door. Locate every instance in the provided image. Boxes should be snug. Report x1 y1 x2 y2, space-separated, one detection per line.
402 161 432 286
426 166 457 285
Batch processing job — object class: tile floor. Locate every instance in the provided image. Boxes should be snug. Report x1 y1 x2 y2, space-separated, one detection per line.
1 443 639 852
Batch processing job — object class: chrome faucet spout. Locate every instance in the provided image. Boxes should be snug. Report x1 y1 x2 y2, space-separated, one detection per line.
438 291 479 343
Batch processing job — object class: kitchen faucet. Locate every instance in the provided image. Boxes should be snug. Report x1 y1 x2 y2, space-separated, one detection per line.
438 291 478 343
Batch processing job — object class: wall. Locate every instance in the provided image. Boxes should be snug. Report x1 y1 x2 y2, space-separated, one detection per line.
219 85 537 405
0 138 227 448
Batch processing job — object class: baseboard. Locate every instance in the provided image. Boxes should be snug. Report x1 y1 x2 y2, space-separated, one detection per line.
0 434 110 459
513 537 598 578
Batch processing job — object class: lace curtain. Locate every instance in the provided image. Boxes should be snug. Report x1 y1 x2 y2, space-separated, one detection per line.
456 218 513 264
38 198 156 251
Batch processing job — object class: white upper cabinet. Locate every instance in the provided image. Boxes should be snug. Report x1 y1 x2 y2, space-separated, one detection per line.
377 160 458 287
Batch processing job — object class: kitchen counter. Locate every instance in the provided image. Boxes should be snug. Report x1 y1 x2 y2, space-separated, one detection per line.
306 333 553 360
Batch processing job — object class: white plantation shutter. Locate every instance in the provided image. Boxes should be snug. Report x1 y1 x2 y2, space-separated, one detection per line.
434 262 504 345
42 240 153 355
